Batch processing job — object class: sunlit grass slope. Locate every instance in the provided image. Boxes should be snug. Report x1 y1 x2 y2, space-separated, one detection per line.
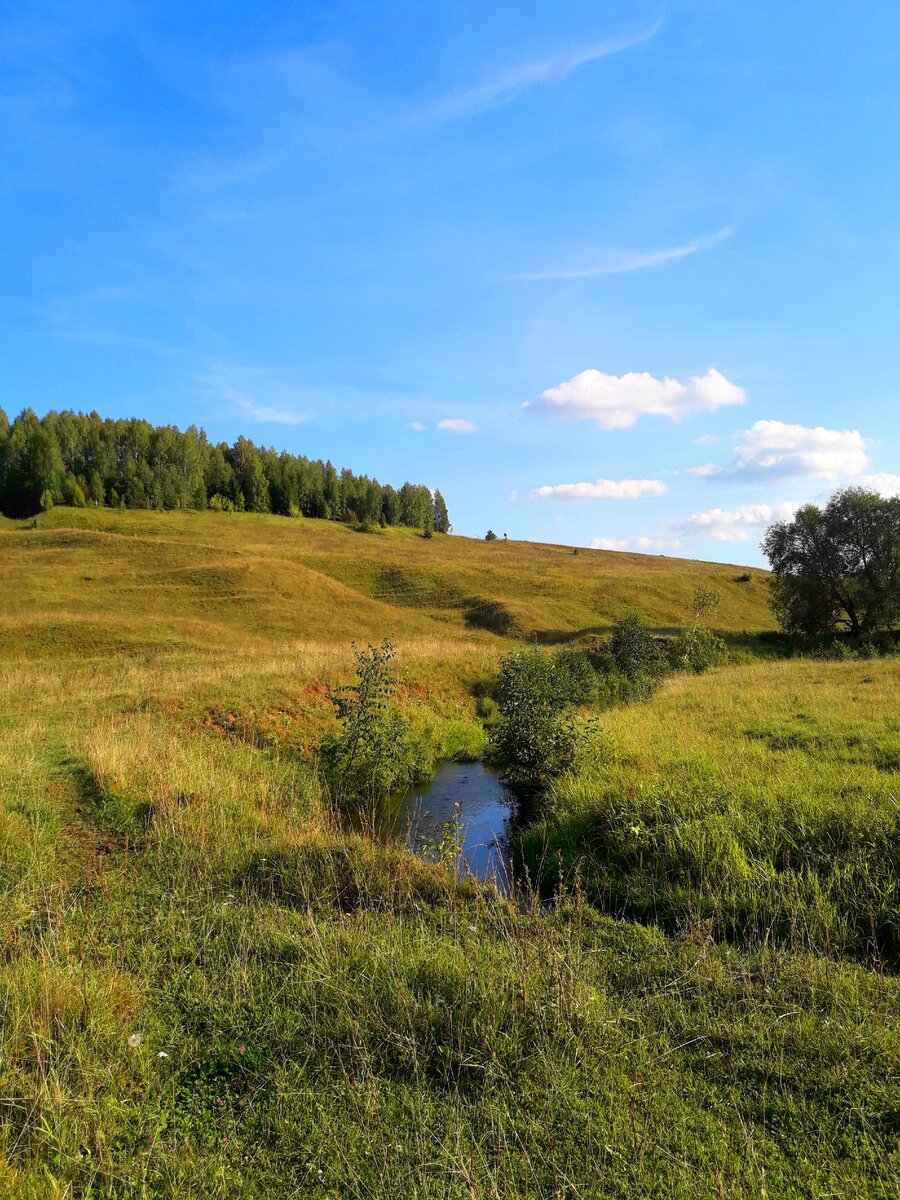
1 506 898 1197
523 657 900 964
0 505 772 659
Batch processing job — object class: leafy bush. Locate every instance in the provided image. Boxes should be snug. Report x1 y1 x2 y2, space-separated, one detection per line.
492 649 580 789
484 529 498 541
551 648 597 705
208 493 235 513
323 643 483 805
809 637 852 661
324 641 414 804
667 587 727 675
609 613 663 682
355 516 380 534
593 669 659 709
668 626 728 674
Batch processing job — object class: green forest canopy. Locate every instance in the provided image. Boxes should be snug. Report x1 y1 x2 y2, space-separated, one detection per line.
0 406 450 532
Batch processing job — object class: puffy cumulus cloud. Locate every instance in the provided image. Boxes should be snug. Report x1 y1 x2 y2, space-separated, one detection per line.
703 420 868 481
674 502 799 542
533 367 745 430
590 536 682 552
853 473 900 498
437 418 476 433
530 477 667 501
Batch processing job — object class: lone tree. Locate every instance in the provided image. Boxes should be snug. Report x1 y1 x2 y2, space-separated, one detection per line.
432 489 451 534
761 487 900 637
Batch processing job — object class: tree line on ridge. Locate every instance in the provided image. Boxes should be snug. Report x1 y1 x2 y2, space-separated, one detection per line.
0 406 450 533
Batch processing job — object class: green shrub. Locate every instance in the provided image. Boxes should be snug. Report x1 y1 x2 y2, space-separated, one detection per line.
593 669 659 709
810 637 852 661
552 648 597 705
492 648 580 789
669 626 728 674
323 641 414 804
610 613 663 681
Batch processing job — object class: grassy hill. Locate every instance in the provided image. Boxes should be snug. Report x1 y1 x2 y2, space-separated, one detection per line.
1 506 897 1198
0 506 772 658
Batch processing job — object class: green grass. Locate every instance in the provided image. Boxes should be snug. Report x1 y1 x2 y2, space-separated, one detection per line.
0 505 773 650
521 659 900 965
0 507 897 1197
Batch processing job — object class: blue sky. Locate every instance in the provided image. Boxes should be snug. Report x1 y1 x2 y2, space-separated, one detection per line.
3 1 899 564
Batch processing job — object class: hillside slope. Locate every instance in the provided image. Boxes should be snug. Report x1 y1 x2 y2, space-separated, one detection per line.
0 506 773 654
2 505 898 1198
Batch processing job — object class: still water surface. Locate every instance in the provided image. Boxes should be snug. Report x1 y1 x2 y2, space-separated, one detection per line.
376 760 515 892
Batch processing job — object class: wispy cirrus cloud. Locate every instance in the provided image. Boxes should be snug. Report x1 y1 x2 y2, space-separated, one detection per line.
531 477 667 501
519 226 733 281
531 367 745 430
415 21 661 126
198 361 312 426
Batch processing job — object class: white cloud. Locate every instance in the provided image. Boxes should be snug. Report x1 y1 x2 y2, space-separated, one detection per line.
853 473 900 497
437 418 476 433
530 477 667 501
687 463 719 476
417 23 660 125
693 434 721 446
702 420 869 481
590 536 682 552
198 362 311 425
508 490 519 502
520 227 733 280
674 502 799 542
407 421 425 431
534 367 745 430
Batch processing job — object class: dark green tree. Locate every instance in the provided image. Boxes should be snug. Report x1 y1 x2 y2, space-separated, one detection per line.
0 407 451 530
0 410 66 517
433 489 451 534
762 488 900 637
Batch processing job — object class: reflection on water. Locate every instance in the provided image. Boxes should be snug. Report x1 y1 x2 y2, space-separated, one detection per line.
376 761 515 893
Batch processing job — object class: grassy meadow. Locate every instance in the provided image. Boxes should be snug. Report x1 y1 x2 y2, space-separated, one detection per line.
1 507 898 1198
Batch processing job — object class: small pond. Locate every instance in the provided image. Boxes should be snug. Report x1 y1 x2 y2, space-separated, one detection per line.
373 761 516 893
